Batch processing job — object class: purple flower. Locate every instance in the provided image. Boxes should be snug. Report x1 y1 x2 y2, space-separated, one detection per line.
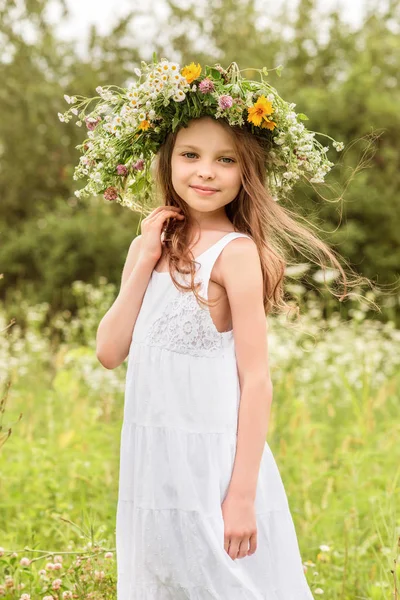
199 78 215 94
103 186 119 201
132 159 145 171
218 95 233 110
116 164 128 176
85 116 101 131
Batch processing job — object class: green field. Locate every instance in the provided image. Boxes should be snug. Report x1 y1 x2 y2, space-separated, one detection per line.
1 283 399 599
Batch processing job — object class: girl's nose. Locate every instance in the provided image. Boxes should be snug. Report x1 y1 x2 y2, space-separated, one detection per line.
196 163 215 179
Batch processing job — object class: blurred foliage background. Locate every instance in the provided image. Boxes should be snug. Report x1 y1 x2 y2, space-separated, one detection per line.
0 0 399 319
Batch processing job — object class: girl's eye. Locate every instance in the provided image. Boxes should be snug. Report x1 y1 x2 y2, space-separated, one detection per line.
182 152 235 164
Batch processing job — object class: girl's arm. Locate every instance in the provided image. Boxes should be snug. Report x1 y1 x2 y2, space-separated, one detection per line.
96 205 185 370
220 237 273 501
96 235 155 370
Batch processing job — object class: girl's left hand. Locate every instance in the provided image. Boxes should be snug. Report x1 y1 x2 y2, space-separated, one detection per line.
221 493 258 560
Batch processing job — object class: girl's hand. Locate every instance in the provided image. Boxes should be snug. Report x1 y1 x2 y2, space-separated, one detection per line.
138 206 184 264
221 493 258 560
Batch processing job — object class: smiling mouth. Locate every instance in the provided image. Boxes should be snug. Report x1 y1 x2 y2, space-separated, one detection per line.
190 186 220 193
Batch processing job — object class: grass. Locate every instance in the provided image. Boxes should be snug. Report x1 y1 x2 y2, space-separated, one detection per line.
0 280 399 599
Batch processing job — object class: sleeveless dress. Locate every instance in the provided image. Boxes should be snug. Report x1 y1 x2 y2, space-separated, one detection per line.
116 231 315 600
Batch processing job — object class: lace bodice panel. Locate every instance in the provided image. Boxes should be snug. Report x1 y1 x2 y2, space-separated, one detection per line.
134 232 252 358
145 284 233 358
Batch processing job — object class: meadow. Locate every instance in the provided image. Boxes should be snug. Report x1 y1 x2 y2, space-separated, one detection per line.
0 278 399 600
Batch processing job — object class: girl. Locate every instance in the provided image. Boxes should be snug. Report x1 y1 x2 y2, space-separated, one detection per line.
64 58 352 599
100 115 317 599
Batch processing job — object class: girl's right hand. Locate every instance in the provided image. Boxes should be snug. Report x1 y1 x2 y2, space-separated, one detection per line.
138 205 185 265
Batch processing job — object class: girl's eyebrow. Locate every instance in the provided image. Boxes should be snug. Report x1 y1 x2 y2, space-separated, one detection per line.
176 144 237 154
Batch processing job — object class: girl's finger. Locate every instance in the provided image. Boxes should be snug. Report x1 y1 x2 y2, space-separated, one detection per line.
224 535 230 555
146 206 182 218
146 209 183 224
227 537 241 561
237 537 250 559
247 531 257 556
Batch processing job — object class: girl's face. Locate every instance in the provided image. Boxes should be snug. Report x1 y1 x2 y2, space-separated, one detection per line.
170 117 242 219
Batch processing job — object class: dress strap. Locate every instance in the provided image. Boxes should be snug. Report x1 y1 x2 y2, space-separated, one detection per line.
196 232 253 299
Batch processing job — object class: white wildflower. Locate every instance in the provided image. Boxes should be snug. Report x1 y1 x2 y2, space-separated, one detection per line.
173 90 186 102
313 268 340 283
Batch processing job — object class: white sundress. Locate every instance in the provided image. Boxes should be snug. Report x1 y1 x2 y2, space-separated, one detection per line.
116 231 315 600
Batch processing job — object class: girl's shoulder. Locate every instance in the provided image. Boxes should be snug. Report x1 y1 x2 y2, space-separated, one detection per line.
213 232 259 281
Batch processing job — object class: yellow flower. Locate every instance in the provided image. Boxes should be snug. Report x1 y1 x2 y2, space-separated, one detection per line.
247 95 275 127
138 120 150 131
181 62 202 84
317 552 331 563
260 119 277 130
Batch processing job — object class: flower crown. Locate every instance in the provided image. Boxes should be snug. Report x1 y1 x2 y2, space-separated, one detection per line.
59 53 344 211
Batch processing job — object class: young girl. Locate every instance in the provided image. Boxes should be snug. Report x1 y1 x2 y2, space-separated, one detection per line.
63 58 350 599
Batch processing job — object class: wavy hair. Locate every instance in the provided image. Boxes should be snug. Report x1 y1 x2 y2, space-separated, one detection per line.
153 117 367 317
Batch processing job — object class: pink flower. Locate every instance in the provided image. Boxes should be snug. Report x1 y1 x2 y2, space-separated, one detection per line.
133 159 145 171
199 78 215 94
218 95 233 110
103 186 119 201
116 164 128 176
52 579 62 591
85 117 101 131
20 557 31 566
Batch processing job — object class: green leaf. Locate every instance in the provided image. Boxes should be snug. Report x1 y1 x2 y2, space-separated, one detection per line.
172 115 181 131
276 65 284 78
208 68 222 80
297 113 309 121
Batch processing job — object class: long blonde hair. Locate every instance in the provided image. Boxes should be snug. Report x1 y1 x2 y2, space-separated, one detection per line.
153 117 367 316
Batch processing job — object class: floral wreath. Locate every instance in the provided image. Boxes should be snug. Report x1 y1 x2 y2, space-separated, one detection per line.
59 53 344 211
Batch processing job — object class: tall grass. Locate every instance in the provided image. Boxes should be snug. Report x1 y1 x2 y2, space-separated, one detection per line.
0 279 399 599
